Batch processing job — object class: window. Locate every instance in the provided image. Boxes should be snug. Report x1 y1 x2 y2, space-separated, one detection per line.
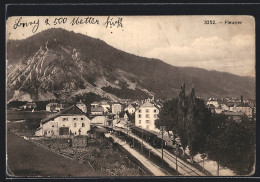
82 123 85 127
146 120 150 124
74 123 77 127
52 125 54 127
62 118 68 121
48 131 50 133
154 114 157 118
154 109 157 113
73 118 78 121
146 114 150 118
138 114 142 118
81 117 84 121
146 125 149 129
139 120 141 124
139 109 142 113
146 109 149 113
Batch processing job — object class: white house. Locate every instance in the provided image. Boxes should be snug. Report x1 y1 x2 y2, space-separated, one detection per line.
135 102 160 132
214 106 223 114
220 104 229 111
35 105 91 137
100 101 110 113
206 98 219 108
46 103 62 112
21 101 37 110
91 106 104 116
112 103 122 115
91 101 99 108
124 104 136 114
91 116 107 125
229 103 253 118
76 100 87 113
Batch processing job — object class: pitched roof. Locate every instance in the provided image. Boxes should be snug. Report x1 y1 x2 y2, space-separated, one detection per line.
25 102 37 107
41 105 86 124
140 102 155 108
77 100 85 104
223 111 245 116
91 106 104 112
100 101 109 105
128 104 135 108
236 103 249 107
46 102 60 107
91 101 99 105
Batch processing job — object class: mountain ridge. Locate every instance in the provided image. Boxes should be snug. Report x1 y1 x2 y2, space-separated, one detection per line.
6 28 255 102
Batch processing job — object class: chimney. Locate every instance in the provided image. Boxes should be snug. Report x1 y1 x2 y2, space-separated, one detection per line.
241 95 243 103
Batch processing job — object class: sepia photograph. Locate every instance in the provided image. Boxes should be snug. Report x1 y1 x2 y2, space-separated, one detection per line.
6 15 256 177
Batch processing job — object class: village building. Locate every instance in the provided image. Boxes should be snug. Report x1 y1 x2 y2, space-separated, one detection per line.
223 111 245 122
46 102 62 112
227 97 242 103
91 106 104 116
76 100 87 113
229 103 253 118
124 113 129 121
124 104 136 114
35 105 91 137
112 103 122 115
214 106 223 114
207 104 216 113
115 119 128 128
135 102 160 132
100 101 110 113
91 116 107 125
220 104 229 111
206 98 219 108
91 101 99 108
20 101 37 110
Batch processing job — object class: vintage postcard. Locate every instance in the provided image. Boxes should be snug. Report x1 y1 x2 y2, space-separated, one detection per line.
6 15 255 177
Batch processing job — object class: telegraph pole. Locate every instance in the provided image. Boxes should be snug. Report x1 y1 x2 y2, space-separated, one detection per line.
201 153 207 173
160 126 164 166
176 144 179 172
141 130 143 152
217 161 220 176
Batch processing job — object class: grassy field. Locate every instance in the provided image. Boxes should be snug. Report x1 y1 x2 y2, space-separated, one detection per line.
7 110 52 121
6 122 144 177
7 131 103 177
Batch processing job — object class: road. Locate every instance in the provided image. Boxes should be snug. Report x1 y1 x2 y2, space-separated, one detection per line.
112 126 207 176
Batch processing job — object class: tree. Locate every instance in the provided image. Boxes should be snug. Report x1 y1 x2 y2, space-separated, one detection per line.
206 115 256 175
176 83 189 151
185 89 212 162
156 83 212 163
155 98 178 135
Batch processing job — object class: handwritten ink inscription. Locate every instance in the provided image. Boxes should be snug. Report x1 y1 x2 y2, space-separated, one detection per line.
70 17 99 26
13 17 40 33
104 16 123 28
12 16 123 34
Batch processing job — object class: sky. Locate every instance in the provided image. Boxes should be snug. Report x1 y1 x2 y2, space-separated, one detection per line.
6 16 255 77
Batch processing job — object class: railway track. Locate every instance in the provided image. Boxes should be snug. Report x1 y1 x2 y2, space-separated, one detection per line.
112 126 207 176
154 148 204 176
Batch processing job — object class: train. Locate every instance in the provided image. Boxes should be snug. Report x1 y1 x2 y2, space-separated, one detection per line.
130 126 167 148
